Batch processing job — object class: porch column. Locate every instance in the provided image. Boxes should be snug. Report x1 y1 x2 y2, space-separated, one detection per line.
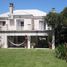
27 36 31 49
52 32 55 49
3 35 8 48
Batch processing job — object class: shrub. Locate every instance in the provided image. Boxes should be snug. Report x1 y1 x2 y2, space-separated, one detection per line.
55 44 66 60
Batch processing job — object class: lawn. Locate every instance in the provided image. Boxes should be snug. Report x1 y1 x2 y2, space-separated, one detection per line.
0 48 67 67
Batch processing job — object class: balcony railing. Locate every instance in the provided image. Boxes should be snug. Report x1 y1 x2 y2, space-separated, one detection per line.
0 26 52 32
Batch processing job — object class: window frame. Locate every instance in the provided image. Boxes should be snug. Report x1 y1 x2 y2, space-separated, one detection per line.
10 19 14 26
0 21 6 26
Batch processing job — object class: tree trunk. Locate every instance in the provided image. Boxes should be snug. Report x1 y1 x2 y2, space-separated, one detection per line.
52 31 55 49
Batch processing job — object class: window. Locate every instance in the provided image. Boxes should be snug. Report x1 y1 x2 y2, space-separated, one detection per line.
2 21 5 26
17 20 24 27
10 19 14 26
21 21 24 26
39 21 44 30
0 21 6 26
0 36 1 42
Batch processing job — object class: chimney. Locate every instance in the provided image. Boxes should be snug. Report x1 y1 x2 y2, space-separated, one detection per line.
9 3 14 18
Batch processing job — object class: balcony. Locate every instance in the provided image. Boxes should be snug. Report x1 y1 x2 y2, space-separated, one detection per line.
0 24 52 32
0 25 8 31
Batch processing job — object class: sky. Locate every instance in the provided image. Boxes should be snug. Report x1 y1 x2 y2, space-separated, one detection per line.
0 0 67 14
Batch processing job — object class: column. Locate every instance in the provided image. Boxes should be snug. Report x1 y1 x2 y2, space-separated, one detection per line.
32 19 34 30
2 35 8 48
0 35 2 48
27 36 31 49
52 32 55 49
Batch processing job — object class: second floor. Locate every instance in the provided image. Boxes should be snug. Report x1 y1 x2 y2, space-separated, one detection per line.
0 9 52 31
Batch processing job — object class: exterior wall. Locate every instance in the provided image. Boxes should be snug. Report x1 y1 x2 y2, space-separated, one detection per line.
16 18 32 30
16 18 24 30
34 19 45 31
34 20 39 30
0 34 8 48
39 19 44 30
0 32 48 36
0 19 16 31
34 18 52 31
7 19 16 30
24 19 32 30
0 20 8 31
0 17 51 31
0 14 53 48
0 32 48 48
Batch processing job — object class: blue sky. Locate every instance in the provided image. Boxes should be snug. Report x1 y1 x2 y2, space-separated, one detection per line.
0 0 67 14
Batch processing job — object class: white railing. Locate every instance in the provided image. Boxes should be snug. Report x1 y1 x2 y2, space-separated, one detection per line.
17 26 24 31
0 26 51 31
0 26 7 31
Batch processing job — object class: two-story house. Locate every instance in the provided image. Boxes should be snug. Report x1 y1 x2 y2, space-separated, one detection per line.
0 3 55 49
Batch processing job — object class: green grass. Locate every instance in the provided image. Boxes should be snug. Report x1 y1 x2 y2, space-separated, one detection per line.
0 48 67 67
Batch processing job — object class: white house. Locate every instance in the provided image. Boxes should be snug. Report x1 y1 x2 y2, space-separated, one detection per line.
0 3 55 49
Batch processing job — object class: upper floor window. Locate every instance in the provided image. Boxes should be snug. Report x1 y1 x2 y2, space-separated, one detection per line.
10 19 14 26
21 21 24 26
0 21 6 26
39 21 44 30
17 19 24 27
16 19 24 30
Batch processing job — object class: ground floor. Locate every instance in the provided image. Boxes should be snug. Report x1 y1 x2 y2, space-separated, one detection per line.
0 31 55 49
7 36 49 48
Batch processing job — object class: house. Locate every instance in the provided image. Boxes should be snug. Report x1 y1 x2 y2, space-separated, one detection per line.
0 3 55 49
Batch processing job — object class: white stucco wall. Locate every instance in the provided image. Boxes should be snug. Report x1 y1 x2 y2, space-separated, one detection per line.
0 32 48 48
34 20 39 30
7 19 16 30
24 19 32 30
34 19 45 31
0 18 52 31
0 34 8 48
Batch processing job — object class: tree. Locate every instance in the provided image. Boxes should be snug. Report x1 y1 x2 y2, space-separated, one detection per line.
46 8 60 49
61 7 67 26
46 12 59 29
60 7 67 43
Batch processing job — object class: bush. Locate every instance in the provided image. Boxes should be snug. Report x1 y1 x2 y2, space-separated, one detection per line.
55 44 66 60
